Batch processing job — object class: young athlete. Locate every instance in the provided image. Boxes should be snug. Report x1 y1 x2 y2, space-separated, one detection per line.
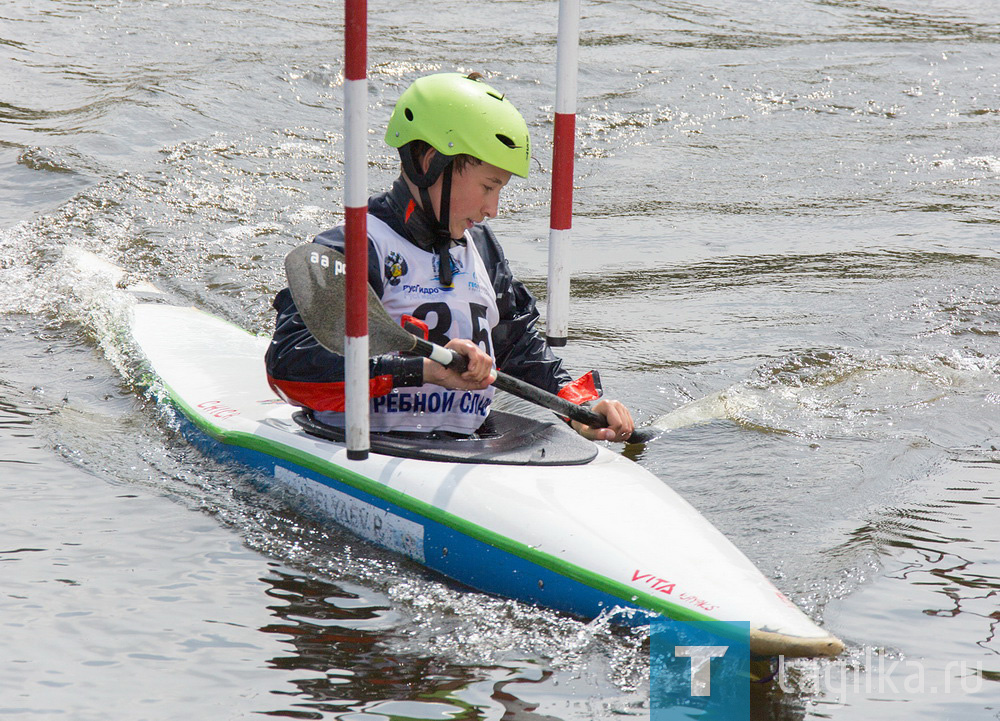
265 72 634 442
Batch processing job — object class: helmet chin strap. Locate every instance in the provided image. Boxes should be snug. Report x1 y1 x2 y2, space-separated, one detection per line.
433 165 454 286
400 146 457 286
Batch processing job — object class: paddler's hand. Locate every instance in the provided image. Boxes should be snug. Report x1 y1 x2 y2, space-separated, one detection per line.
572 398 634 442
422 339 496 391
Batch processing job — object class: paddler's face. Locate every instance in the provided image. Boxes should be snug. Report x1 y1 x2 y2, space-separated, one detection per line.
421 150 512 239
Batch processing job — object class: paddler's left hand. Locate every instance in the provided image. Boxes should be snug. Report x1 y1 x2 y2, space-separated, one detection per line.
572 398 634 443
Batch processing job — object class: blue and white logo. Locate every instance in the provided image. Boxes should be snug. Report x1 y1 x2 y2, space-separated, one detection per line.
431 253 464 288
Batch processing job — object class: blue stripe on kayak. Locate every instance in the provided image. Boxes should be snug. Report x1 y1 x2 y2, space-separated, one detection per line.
173 415 662 625
148 372 750 641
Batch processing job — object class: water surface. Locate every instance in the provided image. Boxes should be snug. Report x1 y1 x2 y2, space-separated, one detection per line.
1 0 998 718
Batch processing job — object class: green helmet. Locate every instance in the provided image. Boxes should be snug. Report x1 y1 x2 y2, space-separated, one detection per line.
385 73 531 179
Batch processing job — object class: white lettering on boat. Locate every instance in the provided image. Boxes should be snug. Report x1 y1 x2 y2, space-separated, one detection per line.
273 466 425 562
197 400 241 419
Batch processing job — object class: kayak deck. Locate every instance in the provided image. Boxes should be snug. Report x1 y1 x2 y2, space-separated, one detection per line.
293 409 598 465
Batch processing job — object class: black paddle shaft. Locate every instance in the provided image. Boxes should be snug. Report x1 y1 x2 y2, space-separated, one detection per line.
408 335 612 429
284 242 652 441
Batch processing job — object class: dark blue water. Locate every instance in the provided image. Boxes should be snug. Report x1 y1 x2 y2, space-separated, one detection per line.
2 1 999 718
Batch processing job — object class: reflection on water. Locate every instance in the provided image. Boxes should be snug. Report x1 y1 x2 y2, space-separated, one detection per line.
255 564 658 719
260 569 493 720
805 456 1000 716
869 470 999 641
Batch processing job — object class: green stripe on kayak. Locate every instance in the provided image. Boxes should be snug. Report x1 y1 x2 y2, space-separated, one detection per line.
156 377 748 643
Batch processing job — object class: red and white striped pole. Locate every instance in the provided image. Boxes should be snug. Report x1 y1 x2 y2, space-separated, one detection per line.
546 0 580 347
344 0 369 460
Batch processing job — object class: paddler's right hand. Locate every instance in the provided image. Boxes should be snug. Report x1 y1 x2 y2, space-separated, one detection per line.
422 339 496 391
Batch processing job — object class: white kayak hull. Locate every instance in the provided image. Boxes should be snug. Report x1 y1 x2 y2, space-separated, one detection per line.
104 261 841 658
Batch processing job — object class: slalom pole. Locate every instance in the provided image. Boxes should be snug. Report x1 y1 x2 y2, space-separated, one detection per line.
546 0 580 347
343 0 369 460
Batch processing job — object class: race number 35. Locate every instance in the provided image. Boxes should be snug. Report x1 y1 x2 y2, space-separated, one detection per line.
412 302 492 353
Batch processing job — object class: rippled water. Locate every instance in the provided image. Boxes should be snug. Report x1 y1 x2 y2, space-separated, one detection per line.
2 0 999 718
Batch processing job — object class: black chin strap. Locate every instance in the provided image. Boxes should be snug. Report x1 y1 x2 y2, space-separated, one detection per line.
400 145 456 287
435 165 454 286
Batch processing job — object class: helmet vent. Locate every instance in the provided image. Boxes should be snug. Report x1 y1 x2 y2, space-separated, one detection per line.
495 133 517 148
404 107 414 121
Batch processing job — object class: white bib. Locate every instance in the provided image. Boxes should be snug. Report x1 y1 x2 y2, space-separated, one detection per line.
320 215 500 435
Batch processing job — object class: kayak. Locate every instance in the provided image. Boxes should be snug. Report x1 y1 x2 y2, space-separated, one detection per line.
74 249 844 658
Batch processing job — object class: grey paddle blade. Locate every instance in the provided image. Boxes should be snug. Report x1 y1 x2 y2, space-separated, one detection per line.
284 242 415 356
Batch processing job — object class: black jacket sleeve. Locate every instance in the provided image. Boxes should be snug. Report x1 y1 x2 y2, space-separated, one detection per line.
264 227 423 410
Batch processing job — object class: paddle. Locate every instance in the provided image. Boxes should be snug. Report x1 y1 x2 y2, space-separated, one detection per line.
284 242 655 443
